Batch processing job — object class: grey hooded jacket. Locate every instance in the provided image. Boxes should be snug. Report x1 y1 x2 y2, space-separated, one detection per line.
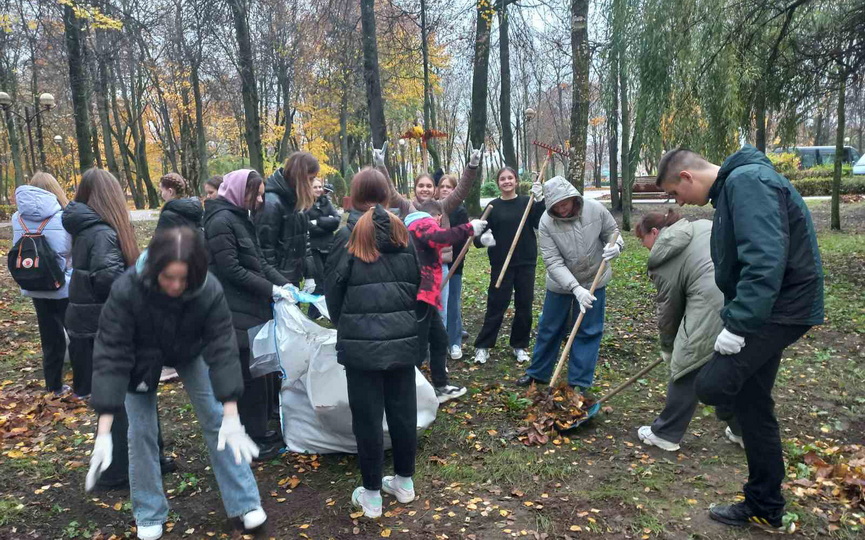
648 219 724 381
538 177 623 295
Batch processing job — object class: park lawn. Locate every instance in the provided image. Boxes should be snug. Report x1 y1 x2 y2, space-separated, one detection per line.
0 201 862 539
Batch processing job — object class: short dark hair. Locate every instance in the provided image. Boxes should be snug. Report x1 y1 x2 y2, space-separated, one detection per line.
418 199 443 216
143 227 209 292
655 148 709 186
205 175 223 190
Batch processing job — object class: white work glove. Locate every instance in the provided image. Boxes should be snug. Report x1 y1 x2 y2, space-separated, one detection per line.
85 433 113 492
714 329 745 355
272 285 295 302
479 229 496 247
469 219 488 236
530 181 544 201
469 144 485 168
603 243 622 261
572 285 596 314
372 141 389 168
309 219 317 227
661 351 672 363
217 414 260 465
302 278 316 294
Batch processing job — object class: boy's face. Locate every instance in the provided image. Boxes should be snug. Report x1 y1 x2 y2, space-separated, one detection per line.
660 171 710 206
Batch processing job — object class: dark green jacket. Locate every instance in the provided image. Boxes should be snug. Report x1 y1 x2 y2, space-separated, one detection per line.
708 145 824 335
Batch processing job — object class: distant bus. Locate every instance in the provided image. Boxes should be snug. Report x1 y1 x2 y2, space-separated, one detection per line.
773 146 862 169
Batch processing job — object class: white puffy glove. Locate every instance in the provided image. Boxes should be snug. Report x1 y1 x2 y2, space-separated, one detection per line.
714 329 745 355
469 144 485 168
530 181 544 201
469 219 488 236
217 414 260 465
572 285 596 314
479 230 496 247
661 351 672 363
272 285 295 303
603 243 622 261
302 278 316 294
372 141 389 168
85 433 113 492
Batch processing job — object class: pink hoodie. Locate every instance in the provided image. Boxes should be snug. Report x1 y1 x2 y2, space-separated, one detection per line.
218 169 255 208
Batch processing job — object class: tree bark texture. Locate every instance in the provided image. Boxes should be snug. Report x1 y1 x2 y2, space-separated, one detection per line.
568 0 589 193
360 0 388 148
498 5 517 169
62 5 94 172
228 0 264 173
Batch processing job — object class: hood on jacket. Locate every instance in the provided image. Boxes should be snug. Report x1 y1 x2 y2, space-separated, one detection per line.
372 205 405 254
265 168 297 206
14 185 62 222
709 144 773 205
162 197 203 226
647 219 693 271
62 200 107 235
404 211 434 227
542 176 583 221
219 169 255 208
203 195 248 226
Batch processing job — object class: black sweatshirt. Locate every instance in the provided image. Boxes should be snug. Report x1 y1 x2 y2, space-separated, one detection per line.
474 195 546 269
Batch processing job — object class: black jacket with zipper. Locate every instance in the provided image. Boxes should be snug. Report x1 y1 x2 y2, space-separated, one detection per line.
306 194 340 253
156 197 203 232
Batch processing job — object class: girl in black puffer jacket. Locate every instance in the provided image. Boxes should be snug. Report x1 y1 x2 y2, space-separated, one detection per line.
325 168 420 520
156 172 203 232
305 178 340 318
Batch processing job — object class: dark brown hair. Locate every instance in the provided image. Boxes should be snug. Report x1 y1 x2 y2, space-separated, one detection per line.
655 148 710 186
495 166 519 185
244 170 264 211
348 205 409 263
635 209 682 238
160 172 190 197
205 175 223 190
418 199 443 216
283 151 319 211
413 173 434 189
350 167 390 211
76 168 140 266
143 227 209 292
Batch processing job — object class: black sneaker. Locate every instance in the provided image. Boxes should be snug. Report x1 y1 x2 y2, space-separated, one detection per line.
709 502 783 532
160 455 178 475
516 374 546 387
253 440 284 462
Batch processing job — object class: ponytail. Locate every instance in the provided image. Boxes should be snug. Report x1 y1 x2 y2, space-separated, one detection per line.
348 205 409 263
635 208 682 238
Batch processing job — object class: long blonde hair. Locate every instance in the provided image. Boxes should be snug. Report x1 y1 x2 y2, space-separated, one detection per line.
30 172 68 208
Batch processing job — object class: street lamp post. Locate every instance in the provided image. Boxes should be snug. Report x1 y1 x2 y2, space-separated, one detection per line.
0 91 55 175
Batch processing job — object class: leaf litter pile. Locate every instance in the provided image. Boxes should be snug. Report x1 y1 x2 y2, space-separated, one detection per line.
517 383 596 446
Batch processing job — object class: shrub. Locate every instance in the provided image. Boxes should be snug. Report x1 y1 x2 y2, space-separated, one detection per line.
0 204 15 221
327 171 347 203
481 182 499 197
790 176 865 197
768 152 800 177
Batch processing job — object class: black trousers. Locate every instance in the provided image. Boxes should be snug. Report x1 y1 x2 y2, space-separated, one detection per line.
237 344 275 441
345 365 417 490
67 336 95 397
32 298 68 392
98 406 166 484
308 250 328 319
416 303 449 387
696 324 810 519
474 264 535 349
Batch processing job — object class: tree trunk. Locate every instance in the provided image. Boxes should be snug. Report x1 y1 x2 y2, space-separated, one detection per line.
191 62 208 191
467 0 493 215
620 44 632 231
755 89 767 152
62 5 94 172
498 5 517 169
276 60 294 163
228 0 264 173
608 44 620 211
420 0 440 171
568 0 589 193
0 61 25 187
360 0 388 148
94 31 119 179
813 107 824 146
339 85 350 178
832 75 845 231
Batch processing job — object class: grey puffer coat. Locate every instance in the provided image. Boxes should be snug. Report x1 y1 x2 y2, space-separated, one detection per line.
647 219 724 381
538 177 623 294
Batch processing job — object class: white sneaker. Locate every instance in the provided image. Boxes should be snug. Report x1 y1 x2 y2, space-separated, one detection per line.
242 507 267 530
449 345 463 360
474 348 489 364
435 385 467 403
382 475 416 503
159 367 179 382
137 524 163 540
514 348 530 363
725 426 744 449
637 425 680 452
351 487 382 518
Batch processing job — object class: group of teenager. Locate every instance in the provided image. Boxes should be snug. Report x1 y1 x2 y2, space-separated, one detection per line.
10 140 823 535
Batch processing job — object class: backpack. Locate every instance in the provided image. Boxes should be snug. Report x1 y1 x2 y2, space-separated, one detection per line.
8 215 66 291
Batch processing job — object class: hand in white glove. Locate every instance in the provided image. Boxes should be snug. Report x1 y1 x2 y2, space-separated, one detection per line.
302 279 316 294
479 229 496 247
85 433 113 492
372 141 389 168
714 329 745 355
272 285 295 302
469 144 485 168
217 414 260 465
530 181 544 201
661 351 672 363
572 285 596 314
603 243 622 261
469 219 488 236
309 219 317 227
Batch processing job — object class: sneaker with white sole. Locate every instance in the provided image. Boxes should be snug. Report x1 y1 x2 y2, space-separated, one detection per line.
637 425 681 452
351 487 382 518
242 507 267 530
449 345 463 360
159 367 179 382
382 475 416 503
514 348 530 363
474 348 489 364
725 426 745 449
435 385 467 403
136 524 163 540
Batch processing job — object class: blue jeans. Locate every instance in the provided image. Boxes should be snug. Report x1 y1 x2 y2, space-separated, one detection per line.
439 264 449 328
527 288 606 388
126 357 261 526
446 272 464 348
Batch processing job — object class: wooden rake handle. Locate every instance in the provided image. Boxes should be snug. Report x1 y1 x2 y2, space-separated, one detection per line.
549 236 620 388
442 204 493 288
595 356 665 406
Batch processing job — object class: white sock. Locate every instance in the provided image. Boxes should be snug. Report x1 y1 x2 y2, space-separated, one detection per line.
394 475 413 490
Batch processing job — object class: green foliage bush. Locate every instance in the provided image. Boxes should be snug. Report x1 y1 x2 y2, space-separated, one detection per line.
790 177 865 197
481 182 499 197
768 152 800 177
0 204 15 221
327 171 347 203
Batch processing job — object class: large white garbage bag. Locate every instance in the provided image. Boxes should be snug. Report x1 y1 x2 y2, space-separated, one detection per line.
255 300 438 454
